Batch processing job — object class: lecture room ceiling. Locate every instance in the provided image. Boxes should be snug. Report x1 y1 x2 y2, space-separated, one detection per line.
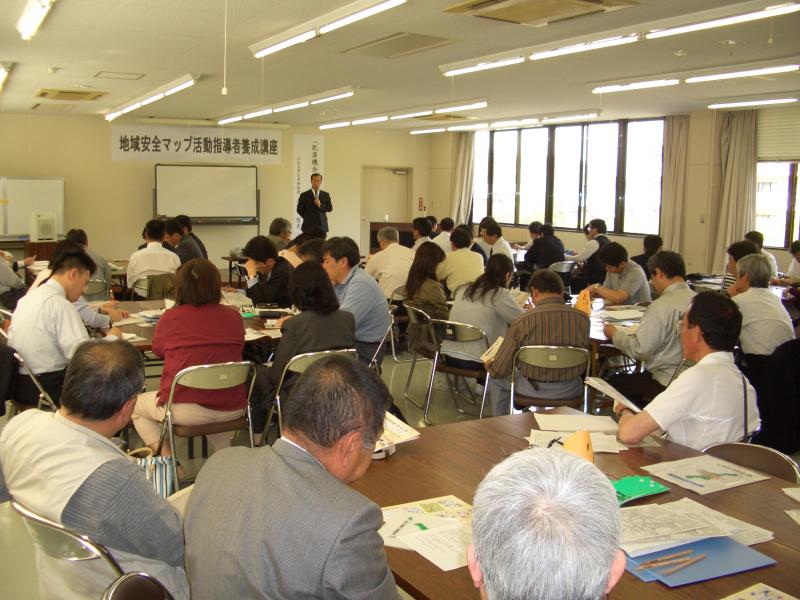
1 0 799 129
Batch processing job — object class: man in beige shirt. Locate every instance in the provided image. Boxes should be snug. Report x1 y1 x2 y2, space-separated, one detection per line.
365 227 415 299
436 228 484 295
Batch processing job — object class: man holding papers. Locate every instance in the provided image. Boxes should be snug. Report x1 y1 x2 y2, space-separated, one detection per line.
615 292 759 450
604 251 695 406
184 355 398 599
469 448 626 600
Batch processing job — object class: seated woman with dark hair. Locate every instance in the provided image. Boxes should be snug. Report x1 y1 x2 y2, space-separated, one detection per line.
252 261 356 439
132 259 247 456
441 254 522 370
403 241 449 350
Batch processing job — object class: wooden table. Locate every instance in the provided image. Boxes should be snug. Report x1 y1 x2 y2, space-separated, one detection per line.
114 300 276 351
351 414 800 599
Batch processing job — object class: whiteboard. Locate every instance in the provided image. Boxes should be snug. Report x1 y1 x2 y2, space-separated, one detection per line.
0 177 65 238
155 164 257 219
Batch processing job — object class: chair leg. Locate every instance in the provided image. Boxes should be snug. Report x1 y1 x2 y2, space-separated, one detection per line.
478 374 491 419
246 406 255 448
201 436 208 458
166 413 180 493
187 437 194 459
403 353 425 409
275 394 284 434
390 324 413 364
422 353 440 425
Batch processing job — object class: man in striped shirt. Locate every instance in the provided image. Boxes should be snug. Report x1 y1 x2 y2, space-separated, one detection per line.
486 270 590 416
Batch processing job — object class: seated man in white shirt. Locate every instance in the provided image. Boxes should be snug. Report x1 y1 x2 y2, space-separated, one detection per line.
0 340 188 600
588 242 651 305
365 226 415 299
479 222 514 262
744 230 778 279
776 239 800 285
8 247 122 407
436 228 485 295
432 217 454 254
732 253 794 356
127 219 181 299
469 448 625 600
410 217 432 251
615 292 759 450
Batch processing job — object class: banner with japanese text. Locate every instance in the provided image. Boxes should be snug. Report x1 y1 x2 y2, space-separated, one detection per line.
111 124 282 164
292 134 325 230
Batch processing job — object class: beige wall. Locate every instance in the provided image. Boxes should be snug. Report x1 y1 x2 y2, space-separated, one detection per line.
0 113 430 266
428 132 457 220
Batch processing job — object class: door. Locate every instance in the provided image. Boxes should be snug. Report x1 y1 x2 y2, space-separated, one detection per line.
361 167 410 252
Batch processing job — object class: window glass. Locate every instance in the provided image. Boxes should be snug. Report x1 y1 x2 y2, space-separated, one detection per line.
491 130 518 223
552 125 582 228
584 122 619 230
519 128 548 224
624 120 664 234
755 161 791 247
471 130 490 223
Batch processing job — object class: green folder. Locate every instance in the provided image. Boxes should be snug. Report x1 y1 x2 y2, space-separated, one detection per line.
614 476 669 505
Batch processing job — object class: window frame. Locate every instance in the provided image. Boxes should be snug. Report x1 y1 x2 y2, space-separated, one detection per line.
755 160 798 249
473 117 664 237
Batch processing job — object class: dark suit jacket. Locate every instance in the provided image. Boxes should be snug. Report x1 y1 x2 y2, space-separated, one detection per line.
632 252 653 281
297 189 332 232
190 232 208 259
175 235 204 265
184 439 398 600
244 257 293 307
524 235 565 270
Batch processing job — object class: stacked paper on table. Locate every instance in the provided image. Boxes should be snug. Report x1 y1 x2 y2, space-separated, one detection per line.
114 316 146 327
526 429 622 453
380 495 472 571
222 290 253 307
595 308 646 322
376 412 419 451
245 327 277 341
585 377 641 413
783 487 800 502
721 584 799 600
480 336 504 364
620 498 772 557
534 413 618 434
121 332 145 343
642 455 769 495
510 289 531 308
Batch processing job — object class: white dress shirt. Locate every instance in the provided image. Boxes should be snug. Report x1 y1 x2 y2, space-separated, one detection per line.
762 249 778 278
787 257 800 281
8 279 89 374
29 268 112 329
485 237 514 261
365 242 415 298
432 231 452 254
645 351 760 450
127 242 181 297
732 287 795 355
436 248 485 294
572 239 599 263
411 236 431 252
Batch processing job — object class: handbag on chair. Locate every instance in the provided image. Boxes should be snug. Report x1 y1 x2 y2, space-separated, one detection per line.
128 447 175 499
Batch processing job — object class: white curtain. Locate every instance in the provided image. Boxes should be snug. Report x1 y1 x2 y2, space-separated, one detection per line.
712 110 757 272
659 115 689 252
451 131 474 225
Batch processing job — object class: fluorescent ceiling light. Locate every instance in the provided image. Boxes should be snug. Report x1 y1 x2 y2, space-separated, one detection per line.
645 4 800 39
253 29 317 59
319 0 406 34
17 0 55 41
140 93 164 106
444 56 525 77
310 90 354 104
164 78 195 96
593 79 680 94
530 34 640 61
490 118 539 128
447 123 488 131
243 108 274 120
218 115 243 125
435 101 488 114
686 64 800 83
274 101 309 113
540 113 599 124
320 121 351 130
352 115 388 125
708 97 797 109
104 112 122 122
120 102 141 115
410 128 446 135
390 110 433 120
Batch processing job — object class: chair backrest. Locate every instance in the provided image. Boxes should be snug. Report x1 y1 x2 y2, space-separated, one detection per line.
284 348 358 377
13 351 57 411
147 273 176 301
431 319 488 345
83 280 108 297
549 261 576 274
103 572 174 600
389 285 406 303
11 500 123 576
166 362 256 413
702 442 800 483
513 345 590 371
403 304 432 327
129 276 150 299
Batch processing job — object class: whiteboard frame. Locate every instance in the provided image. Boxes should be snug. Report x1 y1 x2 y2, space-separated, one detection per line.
0 176 65 240
153 163 260 225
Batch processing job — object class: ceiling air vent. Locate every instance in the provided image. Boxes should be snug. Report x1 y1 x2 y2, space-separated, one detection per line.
342 33 452 59
444 0 637 27
35 89 108 101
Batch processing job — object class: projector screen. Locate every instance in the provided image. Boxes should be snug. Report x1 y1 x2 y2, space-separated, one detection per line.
155 164 257 219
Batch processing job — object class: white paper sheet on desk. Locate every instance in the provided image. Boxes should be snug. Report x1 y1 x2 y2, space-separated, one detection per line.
595 309 646 322
399 521 472 571
585 377 641 413
135 309 164 319
534 413 618 434
786 509 800 526
643 455 769 495
121 332 145 342
376 412 419 451
666 498 773 546
783 487 800 502
245 327 278 341
620 503 725 556
114 316 146 326
721 583 800 600
526 430 622 453
379 508 458 550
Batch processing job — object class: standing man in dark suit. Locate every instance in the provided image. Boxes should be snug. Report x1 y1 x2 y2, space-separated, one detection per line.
297 172 332 233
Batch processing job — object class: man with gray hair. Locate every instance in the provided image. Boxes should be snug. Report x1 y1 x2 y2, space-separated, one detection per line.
365 226 415 298
468 448 626 600
185 355 399 599
733 253 794 356
0 340 188 599
267 217 293 251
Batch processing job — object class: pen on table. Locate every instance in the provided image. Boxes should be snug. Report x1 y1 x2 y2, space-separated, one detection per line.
635 549 694 570
661 554 706 575
668 472 704 488
390 516 413 537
